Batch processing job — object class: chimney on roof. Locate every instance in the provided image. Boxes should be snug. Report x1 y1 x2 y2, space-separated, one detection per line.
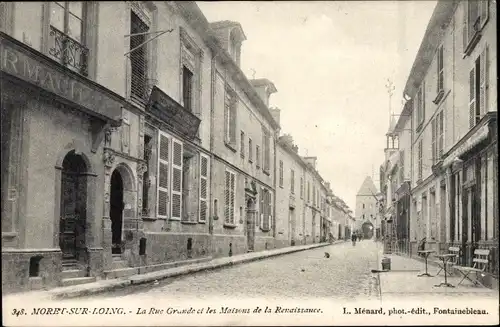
269 107 281 126
249 79 277 107
303 156 317 169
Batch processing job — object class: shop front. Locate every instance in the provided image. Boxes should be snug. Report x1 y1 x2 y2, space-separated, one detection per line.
443 112 498 287
1 32 123 293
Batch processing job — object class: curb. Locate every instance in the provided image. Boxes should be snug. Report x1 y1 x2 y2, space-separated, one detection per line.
49 241 342 300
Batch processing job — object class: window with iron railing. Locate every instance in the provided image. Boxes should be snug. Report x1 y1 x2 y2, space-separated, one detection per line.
130 10 149 101
49 1 89 76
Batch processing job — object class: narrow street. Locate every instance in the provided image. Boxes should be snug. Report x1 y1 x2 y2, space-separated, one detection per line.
68 241 380 302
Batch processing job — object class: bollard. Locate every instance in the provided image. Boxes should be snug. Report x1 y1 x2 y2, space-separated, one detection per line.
381 257 391 271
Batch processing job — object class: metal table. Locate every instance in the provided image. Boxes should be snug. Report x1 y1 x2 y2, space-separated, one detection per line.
417 250 435 277
433 254 456 288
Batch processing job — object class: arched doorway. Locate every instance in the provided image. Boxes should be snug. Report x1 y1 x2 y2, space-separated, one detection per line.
60 151 88 263
110 169 124 254
362 221 374 239
246 196 256 252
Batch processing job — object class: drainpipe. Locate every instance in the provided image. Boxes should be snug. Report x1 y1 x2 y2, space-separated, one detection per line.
273 129 278 240
209 50 216 239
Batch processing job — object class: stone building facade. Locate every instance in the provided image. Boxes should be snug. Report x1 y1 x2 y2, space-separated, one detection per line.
1 1 352 294
380 0 497 285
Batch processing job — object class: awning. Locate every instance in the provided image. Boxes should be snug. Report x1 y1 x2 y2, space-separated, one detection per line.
443 124 490 168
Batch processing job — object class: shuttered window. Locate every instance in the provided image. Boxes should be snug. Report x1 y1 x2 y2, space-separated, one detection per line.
431 118 437 164
256 145 260 169
307 181 310 202
313 186 316 206
291 169 295 194
463 1 489 53
300 177 304 199
262 128 271 172
469 66 476 128
224 170 236 224
182 66 193 112
416 82 425 127
130 10 149 100
240 131 245 158
199 154 209 222
418 140 423 181
279 160 283 187
224 88 237 145
437 45 444 93
157 132 170 218
248 138 253 163
260 188 272 231
171 140 183 220
479 45 489 116
470 46 489 128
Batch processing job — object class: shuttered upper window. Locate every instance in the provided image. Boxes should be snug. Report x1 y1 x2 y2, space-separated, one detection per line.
290 169 295 194
130 10 149 101
224 88 237 146
300 177 304 199
463 0 489 55
224 169 236 225
470 45 489 128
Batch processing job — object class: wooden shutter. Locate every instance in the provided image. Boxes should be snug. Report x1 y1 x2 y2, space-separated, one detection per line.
479 46 489 115
230 172 235 224
300 177 303 198
259 187 264 228
229 100 237 144
279 160 283 187
431 118 436 164
421 81 425 124
400 150 405 181
224 171 230 223
240 131 245 157
291 169 295 193
469 67 476 128
199 154 209 222
171 139 183 219
256 145 260 168
157 132 170 218
438 112 444 157
437 46 444 92
130 11 149 100
267 191 273 231
224 94 230 142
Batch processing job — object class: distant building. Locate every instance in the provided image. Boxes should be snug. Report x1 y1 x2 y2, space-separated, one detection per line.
355 177 379 236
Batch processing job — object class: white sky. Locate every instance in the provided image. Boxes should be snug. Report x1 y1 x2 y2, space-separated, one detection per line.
197 1 437 210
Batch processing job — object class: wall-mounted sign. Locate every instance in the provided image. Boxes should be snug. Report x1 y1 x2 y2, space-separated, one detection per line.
0 34 122 124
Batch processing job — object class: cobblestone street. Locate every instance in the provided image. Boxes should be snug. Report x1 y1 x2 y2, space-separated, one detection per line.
68 241 380 302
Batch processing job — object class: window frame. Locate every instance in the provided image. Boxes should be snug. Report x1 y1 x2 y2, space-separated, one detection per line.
279 160 284 188
224 169 236 225
198 153 210 223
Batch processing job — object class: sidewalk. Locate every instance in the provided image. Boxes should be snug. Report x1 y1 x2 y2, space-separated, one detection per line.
4 241 339 302
375 251 499 302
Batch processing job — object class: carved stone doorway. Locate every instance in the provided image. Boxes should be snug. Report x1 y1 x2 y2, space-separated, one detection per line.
110 169 124 254
60 151 88 264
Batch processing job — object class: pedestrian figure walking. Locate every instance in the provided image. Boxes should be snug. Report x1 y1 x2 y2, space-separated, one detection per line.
351 233 357 246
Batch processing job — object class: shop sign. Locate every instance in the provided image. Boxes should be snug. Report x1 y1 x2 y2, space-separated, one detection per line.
1 38 121 123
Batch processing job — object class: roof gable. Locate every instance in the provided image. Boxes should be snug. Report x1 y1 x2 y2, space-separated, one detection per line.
356 176 378 197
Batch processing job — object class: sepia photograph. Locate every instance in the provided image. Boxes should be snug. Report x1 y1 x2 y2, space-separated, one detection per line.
1 0 498 326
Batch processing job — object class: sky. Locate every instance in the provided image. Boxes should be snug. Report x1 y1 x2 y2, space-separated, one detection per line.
197 1 437 210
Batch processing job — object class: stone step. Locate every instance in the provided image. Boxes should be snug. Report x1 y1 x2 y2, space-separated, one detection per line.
62 259 78 267
104 267 138 280
112 260 129 270
61 269 86 279
61 277 96 287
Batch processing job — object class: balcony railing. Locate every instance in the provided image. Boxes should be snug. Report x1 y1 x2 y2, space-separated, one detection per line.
48 26 89 76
